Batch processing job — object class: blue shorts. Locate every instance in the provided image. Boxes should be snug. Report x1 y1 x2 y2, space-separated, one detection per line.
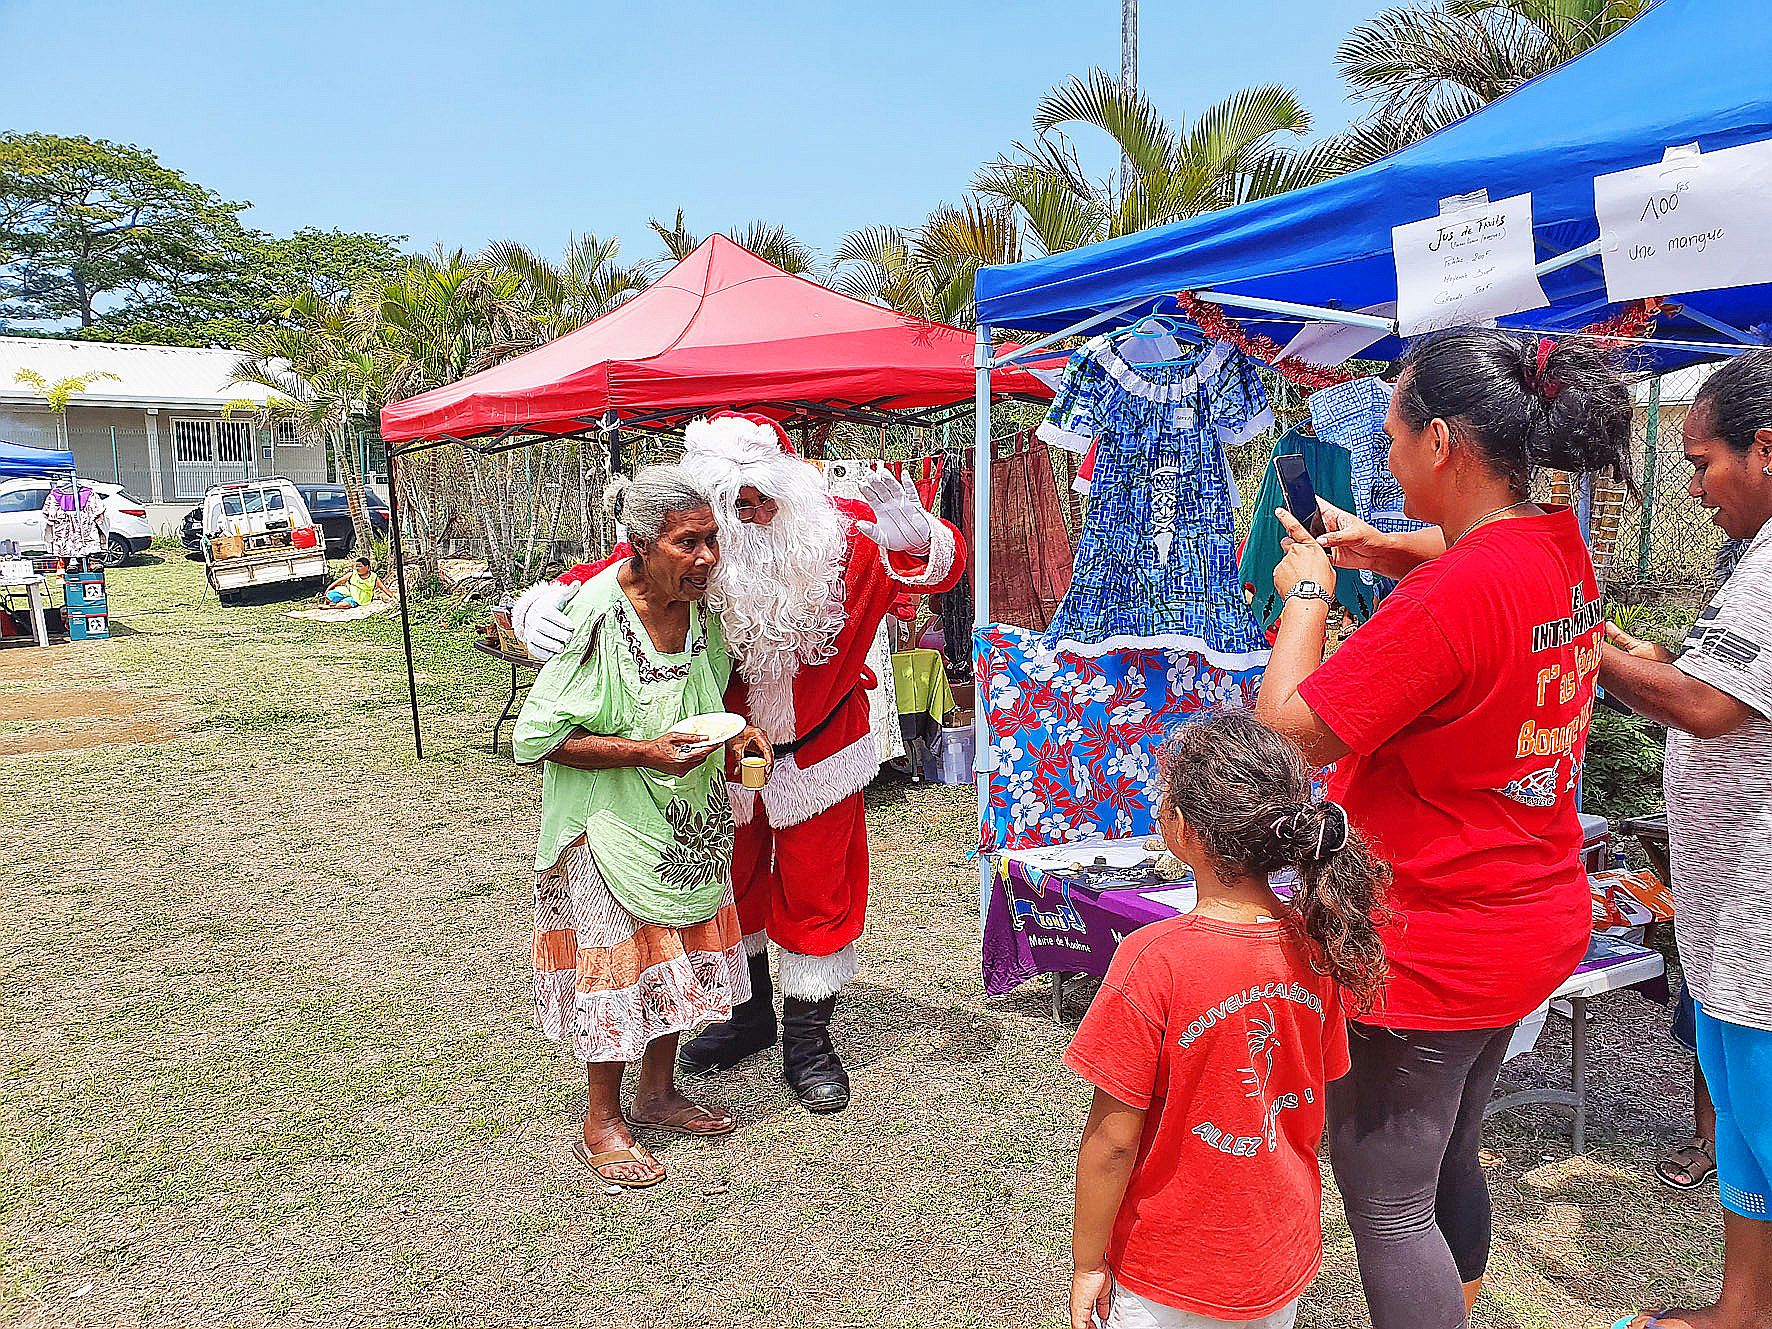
1671 977 1697 1054
1694 1002 1772 1221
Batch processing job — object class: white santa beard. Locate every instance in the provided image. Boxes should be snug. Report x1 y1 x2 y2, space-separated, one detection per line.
710 500 847 686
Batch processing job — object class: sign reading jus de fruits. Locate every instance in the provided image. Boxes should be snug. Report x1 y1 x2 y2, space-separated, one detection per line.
1595 139 1772 304
1392 191 1550 337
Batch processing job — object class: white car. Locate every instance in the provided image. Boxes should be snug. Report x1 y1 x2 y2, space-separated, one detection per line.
0 476 149 566
88 482 153 564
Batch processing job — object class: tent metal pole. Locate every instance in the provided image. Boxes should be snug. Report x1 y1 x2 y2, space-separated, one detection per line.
387 447 423 760
1534 239 1602 278
973 323 994 932
1192 290 1398 333
990 296 1148 367
1678 305 1765 346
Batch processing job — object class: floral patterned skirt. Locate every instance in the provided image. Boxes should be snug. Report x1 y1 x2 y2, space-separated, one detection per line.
533 839 749 1064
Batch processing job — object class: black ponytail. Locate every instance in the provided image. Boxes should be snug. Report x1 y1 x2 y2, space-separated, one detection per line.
1158 711 1390 1013
1395 328 1637 501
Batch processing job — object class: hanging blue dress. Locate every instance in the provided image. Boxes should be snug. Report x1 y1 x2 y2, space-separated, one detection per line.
1036 336 1272 661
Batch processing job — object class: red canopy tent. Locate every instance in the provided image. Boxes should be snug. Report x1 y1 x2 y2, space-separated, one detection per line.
378 234 1054 757
380 234 1053 447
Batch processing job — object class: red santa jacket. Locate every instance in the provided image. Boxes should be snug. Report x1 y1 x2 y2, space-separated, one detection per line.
557 498 963 828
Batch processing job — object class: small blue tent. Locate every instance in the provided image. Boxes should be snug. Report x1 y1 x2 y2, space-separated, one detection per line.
975 0 1772 368
0 439 75 480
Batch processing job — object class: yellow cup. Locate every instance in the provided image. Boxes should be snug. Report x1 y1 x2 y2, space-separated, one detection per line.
740 756 768 790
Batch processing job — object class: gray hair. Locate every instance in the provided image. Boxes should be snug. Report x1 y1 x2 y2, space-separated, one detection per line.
604 464 711 549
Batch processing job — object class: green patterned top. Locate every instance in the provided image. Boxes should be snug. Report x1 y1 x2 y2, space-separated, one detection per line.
513 565 734 927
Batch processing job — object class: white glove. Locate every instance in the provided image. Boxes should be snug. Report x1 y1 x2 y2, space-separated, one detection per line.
856 471 933 555
513 579 577 661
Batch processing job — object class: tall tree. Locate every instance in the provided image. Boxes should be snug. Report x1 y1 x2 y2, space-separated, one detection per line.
484 232 652 342
231 288 386 555
834 199 1020 327
646 209 818 274
976 70 1333 258
1332 0 1649 167
0 132 250 333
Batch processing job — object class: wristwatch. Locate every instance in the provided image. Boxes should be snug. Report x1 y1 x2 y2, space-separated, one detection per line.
1285 580 1334 607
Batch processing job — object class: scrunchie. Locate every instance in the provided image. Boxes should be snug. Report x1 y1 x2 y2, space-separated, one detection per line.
1270 801 1351 862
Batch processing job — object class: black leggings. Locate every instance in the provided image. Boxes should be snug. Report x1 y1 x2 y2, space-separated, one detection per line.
1327 1020 1516 1329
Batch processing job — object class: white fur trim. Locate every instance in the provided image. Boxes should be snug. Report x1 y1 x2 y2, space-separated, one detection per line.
743 929 770 958
684 414 788 467
727 780 758 826
761 732 878 829
881 515 958 589
747 671 798 745
776 943 857 999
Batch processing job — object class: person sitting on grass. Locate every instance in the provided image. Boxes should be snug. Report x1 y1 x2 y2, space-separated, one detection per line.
1065 711 1388 1329
323 556 391 608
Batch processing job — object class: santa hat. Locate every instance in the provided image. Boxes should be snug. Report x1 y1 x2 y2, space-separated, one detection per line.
683 410 796 465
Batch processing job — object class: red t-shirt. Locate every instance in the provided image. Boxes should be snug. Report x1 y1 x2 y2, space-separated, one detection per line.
1297 507 1599 1031
1062 915 1350 1320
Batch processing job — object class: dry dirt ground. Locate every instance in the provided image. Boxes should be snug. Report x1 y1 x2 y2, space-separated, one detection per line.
0 555 1725 1328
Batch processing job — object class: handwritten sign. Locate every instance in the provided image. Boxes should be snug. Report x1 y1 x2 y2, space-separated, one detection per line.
1595 139 1772 303
1393 192 1549 336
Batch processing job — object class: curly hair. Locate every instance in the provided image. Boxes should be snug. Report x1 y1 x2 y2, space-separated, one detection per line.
1158 711 1390 1013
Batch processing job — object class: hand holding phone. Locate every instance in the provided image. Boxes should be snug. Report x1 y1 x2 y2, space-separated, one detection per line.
1273 454 1326 539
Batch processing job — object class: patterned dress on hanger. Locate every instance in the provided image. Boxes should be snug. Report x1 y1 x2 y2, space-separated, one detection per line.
1036 336 1272 660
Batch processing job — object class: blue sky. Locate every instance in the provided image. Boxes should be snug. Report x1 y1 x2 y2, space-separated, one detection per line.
3 0 1380 261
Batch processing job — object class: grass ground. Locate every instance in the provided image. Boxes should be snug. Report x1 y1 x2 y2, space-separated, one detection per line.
0 555 1725 1328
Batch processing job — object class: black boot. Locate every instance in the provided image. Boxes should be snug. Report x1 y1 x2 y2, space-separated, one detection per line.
781 995 850 1113
680 951 777 1074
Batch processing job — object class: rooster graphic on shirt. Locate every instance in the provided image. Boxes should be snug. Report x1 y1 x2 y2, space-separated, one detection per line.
1191 1000 1307 1158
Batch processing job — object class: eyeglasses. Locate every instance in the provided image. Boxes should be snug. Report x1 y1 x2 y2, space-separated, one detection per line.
734 495 778 522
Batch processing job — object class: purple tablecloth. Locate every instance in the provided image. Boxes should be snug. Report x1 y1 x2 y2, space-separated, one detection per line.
983 855 1187 996
983 851 1667 1002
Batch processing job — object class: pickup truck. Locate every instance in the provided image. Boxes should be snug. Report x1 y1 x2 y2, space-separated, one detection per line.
201 479 329 603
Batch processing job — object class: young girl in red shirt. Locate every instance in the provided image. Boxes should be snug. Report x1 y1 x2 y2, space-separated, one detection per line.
1065 711 1388 1329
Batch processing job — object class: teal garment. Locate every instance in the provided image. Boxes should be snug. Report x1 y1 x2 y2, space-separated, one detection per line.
1238 428 1376 630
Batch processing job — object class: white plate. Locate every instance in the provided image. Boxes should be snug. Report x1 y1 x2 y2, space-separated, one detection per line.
667 711 746 748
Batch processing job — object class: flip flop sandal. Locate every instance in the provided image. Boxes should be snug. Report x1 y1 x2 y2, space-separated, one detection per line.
1655 1139 1716 1191
1611 1314 1669 1328
628 1104 737 1138
572 1138 666 1188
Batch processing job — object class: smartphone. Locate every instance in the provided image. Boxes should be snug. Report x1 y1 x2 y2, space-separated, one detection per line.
1273 454 1326 538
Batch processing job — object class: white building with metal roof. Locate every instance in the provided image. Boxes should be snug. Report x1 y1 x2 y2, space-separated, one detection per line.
0 336 338 526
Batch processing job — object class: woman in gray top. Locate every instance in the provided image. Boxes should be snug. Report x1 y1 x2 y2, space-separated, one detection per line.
1603 348 1772 1329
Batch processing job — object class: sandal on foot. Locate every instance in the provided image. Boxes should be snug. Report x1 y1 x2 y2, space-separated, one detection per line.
1655 1138 1716 1191
572 1138 666 1188
628 1104 736 1137
1611 1314 1669 1329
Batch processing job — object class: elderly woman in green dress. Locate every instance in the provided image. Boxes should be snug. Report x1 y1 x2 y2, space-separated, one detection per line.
514 465 769 1189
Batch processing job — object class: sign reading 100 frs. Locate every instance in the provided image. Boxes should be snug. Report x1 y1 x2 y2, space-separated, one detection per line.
1595 140 1772 304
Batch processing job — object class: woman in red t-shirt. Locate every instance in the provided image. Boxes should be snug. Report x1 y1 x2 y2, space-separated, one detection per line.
1254 329 1633 1329
1066 712 1387 1329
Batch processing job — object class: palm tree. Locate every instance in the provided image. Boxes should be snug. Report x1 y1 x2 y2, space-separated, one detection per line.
230 288 386 555
976 69 1334 257
484 232 652 342
646 209 819 275
833 198 1020 326
11 369 121 450
1333 0 1649 167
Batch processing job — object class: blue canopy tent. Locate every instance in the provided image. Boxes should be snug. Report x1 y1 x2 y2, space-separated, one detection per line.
975 0 1772 363
964 0 1772 919
0 440 75 480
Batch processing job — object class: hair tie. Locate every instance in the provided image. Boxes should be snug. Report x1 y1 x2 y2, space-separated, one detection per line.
1314 801 1351 861
1532 337 1564 400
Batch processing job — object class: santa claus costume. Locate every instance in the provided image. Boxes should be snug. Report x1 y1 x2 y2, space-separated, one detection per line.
515 412 963 1111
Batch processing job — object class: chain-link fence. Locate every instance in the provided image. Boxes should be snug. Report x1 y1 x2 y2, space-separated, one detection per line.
1598 363 1721 604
